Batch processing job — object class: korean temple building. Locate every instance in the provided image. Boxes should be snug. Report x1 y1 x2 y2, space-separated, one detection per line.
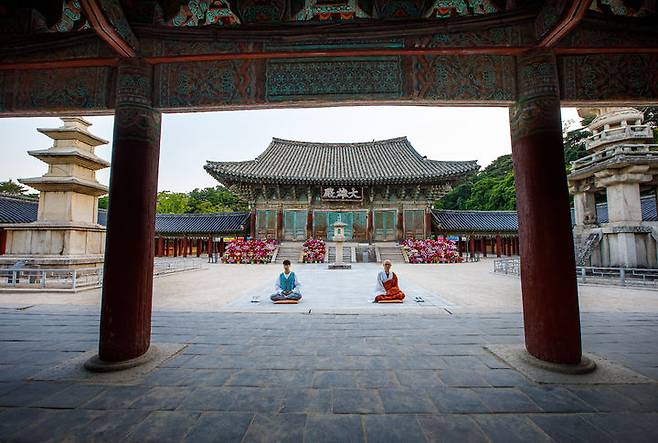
205 137 479 242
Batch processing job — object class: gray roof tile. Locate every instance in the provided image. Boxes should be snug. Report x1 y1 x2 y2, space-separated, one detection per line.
205 137 479 185
432 209 518 233
0 194 38 223
155 212 250 234
0 195 248 235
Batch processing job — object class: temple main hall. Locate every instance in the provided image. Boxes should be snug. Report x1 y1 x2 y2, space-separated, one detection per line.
205 137 478 242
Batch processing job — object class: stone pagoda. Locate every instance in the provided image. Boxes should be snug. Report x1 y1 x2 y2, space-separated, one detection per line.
568 108 658 268
0 117 109 269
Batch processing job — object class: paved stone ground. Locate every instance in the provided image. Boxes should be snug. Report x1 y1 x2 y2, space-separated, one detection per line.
1 306 657 442
222 263 455 313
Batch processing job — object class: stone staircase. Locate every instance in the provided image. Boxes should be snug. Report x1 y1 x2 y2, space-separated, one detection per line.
327 245 352 263
377 243 406 263
275 242 303 263
575 231 602 266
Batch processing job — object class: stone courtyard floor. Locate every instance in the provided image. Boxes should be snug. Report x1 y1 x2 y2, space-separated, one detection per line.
1 260 658 442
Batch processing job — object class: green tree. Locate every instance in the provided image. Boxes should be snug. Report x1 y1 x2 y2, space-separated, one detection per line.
0 179 27 195
156 191 190 214
98 195 108 209
188 186 248 213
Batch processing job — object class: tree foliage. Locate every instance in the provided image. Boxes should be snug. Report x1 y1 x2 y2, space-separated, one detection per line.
155 186 247 214
0 179 28 195
436 112 603 211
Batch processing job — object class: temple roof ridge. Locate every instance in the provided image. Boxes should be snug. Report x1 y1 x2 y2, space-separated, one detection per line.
205 136 478 185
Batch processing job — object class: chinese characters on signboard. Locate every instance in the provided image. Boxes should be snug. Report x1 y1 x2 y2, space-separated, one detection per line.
321 186 362 201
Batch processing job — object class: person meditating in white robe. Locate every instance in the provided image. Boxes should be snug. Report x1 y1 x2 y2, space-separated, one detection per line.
270 259 302 302
374 259 405 302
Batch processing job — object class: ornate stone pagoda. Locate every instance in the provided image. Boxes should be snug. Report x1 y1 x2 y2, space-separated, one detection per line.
568 108 658 268
205 137 478 242
0 117 109 269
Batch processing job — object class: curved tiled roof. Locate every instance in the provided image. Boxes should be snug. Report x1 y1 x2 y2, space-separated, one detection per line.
155 212 250 234
432 209 518 233
0 195 248 235
0 193 38 223
205 137 479 185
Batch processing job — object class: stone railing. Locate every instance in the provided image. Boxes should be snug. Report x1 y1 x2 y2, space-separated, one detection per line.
493 258 520 275
0 267 103 290
586 125 654 150
570 144 658 173
493 258 658 288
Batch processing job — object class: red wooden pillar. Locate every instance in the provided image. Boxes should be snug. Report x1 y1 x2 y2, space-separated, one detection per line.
469 236 475 258
164 239 168 256
276 208 283 240
510 51 582 365
219 238 226 256
207 236 213 258
96 59 161 364
249 209 256 238
0 229 6 255
173 238 178 257
482 237 487 257
307 210 313 239
182 236 188 257
424 208 432 239
196 239 201 257
367 208 374 243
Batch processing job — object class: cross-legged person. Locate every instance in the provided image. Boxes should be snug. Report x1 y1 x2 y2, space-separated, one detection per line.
270 259 302 302
374 259 405 303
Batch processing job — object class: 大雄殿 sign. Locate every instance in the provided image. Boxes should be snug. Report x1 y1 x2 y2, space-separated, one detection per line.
321 186 363 201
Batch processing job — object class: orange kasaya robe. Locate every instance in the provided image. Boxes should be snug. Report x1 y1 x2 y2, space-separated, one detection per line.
375 272 405 302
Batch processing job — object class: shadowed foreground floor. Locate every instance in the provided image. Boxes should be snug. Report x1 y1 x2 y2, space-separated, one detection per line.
0 307 657 442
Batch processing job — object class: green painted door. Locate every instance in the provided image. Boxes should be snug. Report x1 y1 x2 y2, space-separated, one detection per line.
374 210 396 241
327 212 354 241
284 210 307 241
256 210 277 239
404 210 425 239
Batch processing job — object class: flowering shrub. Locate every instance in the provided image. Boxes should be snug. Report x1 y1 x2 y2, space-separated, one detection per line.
401 238 463 264
222 239 277 264
302 239 326 263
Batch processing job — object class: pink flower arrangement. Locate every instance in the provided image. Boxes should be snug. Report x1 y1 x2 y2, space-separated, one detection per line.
222 239 277 264
401 238 463 264
302 239 326 263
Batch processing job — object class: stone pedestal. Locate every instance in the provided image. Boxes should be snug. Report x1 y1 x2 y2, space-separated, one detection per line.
0 117 109 269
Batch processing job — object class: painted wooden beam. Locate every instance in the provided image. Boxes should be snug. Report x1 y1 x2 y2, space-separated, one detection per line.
80 0 138 57
537 0 593 48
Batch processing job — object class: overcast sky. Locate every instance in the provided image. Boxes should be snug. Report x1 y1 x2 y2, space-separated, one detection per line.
0 107 580 193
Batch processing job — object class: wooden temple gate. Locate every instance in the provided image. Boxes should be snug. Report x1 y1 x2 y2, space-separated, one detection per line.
1 0 656 369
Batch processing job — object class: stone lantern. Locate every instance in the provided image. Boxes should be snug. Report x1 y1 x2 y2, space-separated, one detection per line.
328 216 351 269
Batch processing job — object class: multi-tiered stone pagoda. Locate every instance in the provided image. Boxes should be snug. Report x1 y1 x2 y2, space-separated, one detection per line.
569 108 658 268
0 117 109 269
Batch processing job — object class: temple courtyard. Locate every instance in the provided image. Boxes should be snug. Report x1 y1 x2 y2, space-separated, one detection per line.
0 260 657 442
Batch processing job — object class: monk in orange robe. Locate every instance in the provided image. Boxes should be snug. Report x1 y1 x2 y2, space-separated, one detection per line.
374 260 405 302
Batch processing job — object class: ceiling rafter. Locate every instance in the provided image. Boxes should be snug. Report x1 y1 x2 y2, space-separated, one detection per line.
80 0 138 57
537 0 592 48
